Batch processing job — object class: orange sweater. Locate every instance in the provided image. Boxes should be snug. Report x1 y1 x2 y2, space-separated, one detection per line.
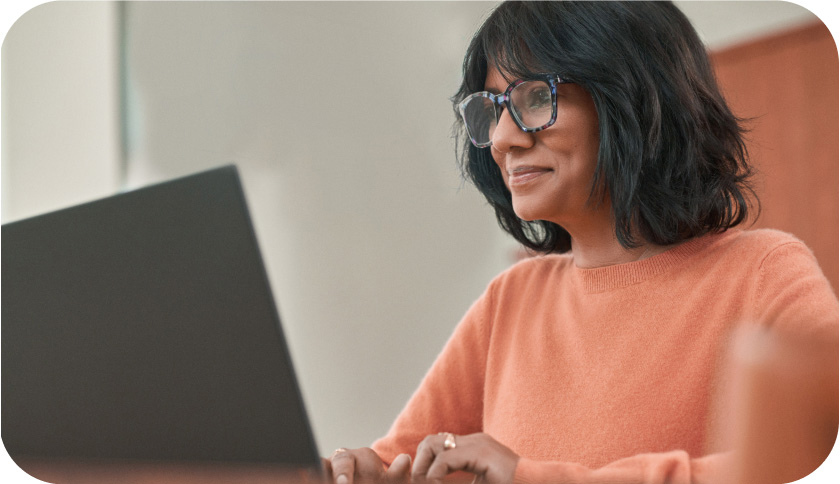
371 229 838 483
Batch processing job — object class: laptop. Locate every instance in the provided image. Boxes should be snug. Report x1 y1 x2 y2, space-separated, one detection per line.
1 165 322 481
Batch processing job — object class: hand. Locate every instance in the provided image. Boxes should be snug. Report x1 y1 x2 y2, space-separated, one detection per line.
411 433 519 484
324 447 412 484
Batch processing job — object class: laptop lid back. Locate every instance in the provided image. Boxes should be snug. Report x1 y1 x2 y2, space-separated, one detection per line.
2 165 320 470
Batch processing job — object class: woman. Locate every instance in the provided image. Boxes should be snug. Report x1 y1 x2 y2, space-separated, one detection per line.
326 2 838 483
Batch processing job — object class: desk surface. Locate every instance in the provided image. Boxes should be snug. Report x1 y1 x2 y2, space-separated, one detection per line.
15 459 324 484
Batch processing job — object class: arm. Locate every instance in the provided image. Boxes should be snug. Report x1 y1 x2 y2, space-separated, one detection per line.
751 240 838 336
513 450 733 484
325 288 495 484
371 289 494 465
412 433 733 484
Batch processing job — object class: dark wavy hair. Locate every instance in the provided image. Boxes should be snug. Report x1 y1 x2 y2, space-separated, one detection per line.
453 1 757 253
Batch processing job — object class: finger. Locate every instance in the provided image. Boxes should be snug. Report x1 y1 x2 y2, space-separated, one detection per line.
386 453 412 484
425 447 470 482
330 449 356 484
321 457 333 478
411 434 444 480
354 447 387 482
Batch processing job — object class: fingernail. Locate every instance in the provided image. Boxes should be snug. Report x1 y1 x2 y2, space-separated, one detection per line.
337 474 348 484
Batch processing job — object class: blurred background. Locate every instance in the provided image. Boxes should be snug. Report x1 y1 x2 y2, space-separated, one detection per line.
1 0 836 474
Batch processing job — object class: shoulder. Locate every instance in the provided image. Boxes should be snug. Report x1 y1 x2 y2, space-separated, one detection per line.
470 253 583 314
680 228 828 290
694 228 814 267
731 228 828 285
486 253 574 291
723 228 808 251
723 230 838 333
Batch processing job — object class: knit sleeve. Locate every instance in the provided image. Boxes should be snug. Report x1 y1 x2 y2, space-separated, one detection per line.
370 286 494 465
514 451 733 484
752 239 838 337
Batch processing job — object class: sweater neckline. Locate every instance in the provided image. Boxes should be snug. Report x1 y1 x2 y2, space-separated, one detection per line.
573 230 737 293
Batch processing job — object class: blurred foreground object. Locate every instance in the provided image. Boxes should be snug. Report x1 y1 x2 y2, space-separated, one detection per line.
14 460 323 484
724 325 838 484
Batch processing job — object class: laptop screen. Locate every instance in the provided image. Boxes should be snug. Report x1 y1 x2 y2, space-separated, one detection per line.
2 166 320 471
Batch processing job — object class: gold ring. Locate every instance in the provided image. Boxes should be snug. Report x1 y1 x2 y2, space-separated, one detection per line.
332 448 349 458
442 432 456 451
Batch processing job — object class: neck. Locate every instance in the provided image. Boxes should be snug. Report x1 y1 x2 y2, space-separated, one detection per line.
546 198 674 268
566 222 671 269
570 237 640 269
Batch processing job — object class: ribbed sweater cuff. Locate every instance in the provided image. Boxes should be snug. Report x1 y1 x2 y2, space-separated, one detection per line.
513 458 538 484
513 458 620 484
514 458 571 484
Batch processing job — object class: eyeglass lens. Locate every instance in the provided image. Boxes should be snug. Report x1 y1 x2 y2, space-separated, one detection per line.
462 80 554 147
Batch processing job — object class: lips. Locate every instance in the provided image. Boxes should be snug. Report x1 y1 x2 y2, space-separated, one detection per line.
507 165 553 187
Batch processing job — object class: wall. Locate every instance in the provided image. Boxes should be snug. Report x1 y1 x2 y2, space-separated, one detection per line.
1 1 120 222
711 22 839 293
675 0 817 49
123 0 512 455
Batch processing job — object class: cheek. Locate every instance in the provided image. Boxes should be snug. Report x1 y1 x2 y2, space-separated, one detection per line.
584 136 601 178
584 123 601 157
560 119 600 175
491 152 510 187
577 134 601 170
582 109 601 161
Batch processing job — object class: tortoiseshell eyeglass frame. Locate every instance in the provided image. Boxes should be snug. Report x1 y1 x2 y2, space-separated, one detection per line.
458 75 569 148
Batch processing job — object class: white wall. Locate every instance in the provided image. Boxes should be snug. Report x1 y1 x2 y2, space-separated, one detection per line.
675 0 817 49
121 0 509 453
0 0 828 467
1 1 120 223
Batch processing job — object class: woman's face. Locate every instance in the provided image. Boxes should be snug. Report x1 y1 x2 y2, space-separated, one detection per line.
486 68 604 229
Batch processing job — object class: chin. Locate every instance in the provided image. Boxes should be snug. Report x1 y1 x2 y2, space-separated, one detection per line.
512 202 546 223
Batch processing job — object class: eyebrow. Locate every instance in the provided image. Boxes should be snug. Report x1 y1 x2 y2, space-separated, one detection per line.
483 74 518 96
482 80 509 95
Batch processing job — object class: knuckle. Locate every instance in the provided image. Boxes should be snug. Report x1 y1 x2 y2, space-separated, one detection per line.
330 452 354 472
357 447 378 460
356 457 380 478
416 437 432 453
331 450 352 463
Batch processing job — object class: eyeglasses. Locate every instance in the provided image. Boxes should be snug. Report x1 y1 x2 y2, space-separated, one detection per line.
458 75 569 148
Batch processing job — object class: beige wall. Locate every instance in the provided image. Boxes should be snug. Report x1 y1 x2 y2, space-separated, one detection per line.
121 0 511 455
1 1 120 222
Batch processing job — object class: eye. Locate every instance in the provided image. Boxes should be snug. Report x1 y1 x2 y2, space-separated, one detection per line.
526 87 552 109
512 81 552 111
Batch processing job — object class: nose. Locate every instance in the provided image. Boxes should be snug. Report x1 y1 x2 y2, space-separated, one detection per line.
491 107 534 153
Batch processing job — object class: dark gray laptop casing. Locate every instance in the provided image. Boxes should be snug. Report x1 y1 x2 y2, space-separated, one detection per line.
2 165 320 470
